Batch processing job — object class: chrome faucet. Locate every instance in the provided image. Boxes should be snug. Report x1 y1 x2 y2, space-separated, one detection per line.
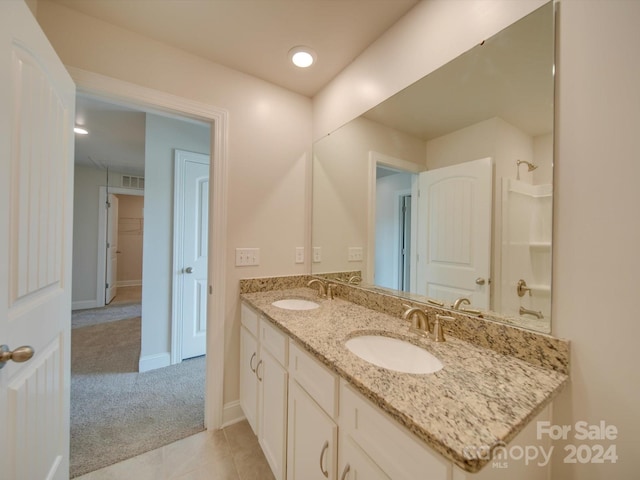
307 279 327 298
402 305 430 337
452 297 470 310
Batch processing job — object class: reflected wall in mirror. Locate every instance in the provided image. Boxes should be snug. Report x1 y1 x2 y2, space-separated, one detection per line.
312 2 554 333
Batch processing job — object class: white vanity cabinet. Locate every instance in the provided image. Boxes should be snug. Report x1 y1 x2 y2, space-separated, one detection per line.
240 300 552 480
339 381 451 480
239 303 259 433
239 303 288 480
287 340 339 480
338 434 389 480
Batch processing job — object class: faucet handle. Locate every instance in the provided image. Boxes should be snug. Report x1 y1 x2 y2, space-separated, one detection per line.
433 314 454 342
326 283 337 300
517 279 532 297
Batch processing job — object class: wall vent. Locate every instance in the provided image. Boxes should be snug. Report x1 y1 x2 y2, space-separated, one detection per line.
122 175 145 189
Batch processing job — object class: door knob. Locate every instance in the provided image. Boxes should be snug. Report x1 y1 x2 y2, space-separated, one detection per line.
475 277 486 285
0 345 35 370
185 267 193 274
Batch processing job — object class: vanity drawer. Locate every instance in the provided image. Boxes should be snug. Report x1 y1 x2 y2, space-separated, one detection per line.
288 340 338 419
340 380 451 480
260 317 287 367
240 302 259 336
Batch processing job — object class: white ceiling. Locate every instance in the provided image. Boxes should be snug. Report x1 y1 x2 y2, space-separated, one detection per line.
59 0 419 175
66 1 553 176
49 0 419 98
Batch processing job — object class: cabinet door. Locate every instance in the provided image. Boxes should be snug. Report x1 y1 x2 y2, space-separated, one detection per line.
240 325 259 434
287 380 337 480
259 348 288 480
339 434 390 480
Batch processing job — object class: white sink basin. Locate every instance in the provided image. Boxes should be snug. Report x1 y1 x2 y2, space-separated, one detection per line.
271 299 320 311
345 335 443 374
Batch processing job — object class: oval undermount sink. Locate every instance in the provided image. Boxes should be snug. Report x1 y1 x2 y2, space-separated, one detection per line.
345 335 443 374
271 299 320 311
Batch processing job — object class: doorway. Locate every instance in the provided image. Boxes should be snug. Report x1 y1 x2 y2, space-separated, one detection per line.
72 67 228 431
97 188 145 308
70 91 215 475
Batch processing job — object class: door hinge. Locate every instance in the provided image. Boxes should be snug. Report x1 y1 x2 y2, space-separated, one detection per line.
106 201 111 208
105 283 110 289
106 242 110 248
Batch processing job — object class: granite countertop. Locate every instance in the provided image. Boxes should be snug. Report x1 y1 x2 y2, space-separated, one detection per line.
241 287 568 473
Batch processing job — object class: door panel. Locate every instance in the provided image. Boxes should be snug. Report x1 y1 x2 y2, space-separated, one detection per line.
416 158 492 308
175 150 210 360
105 194 119 304
1 2 75 479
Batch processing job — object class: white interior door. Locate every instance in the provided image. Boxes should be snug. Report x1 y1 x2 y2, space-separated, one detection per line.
0 1 75 479
415 158 492 308
173 150 209 360
105 193 119 304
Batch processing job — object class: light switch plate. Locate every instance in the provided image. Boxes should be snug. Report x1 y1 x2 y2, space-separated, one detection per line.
348 247 363 262
312 247 322 263
236 248 260 266
295 247 304 264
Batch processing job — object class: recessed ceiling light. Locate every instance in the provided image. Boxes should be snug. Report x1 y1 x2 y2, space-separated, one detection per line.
74 126 89 135
289 46 316 68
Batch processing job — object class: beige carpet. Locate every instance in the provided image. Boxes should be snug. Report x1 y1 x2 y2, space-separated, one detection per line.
70 317 205 478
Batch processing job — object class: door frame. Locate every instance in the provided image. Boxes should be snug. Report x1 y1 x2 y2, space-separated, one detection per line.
71 67 229 429
367 151 424 286
97 186 143 308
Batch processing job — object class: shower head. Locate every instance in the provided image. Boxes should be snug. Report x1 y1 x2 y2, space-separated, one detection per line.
517 159 538 172
516 160 538 180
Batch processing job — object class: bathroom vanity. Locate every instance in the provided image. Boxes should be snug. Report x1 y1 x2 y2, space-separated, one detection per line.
239 282 568 480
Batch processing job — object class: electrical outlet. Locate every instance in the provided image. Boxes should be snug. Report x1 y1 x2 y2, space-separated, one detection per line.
312 247 322 263
348 247 363 262
295 247 304 264
235 248 260 266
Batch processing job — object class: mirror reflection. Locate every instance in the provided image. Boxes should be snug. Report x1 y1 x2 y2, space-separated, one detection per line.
312 2 554 333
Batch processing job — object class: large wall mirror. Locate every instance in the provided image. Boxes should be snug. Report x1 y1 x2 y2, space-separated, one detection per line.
312 2 554 333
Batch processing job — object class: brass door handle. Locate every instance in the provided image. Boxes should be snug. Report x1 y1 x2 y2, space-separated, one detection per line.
475 277 486 285
0 345 34 370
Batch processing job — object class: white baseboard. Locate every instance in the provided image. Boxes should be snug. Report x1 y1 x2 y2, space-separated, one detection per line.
221 400 245 428
117 280 142 287
138 352 171 372
72 299 101 311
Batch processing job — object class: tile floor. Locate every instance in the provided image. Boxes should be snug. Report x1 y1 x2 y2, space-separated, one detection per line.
75 420 275 480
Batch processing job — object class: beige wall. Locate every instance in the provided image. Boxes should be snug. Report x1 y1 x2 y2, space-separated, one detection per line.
36 0 312 401
551 1 640 478
312 116 425 277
